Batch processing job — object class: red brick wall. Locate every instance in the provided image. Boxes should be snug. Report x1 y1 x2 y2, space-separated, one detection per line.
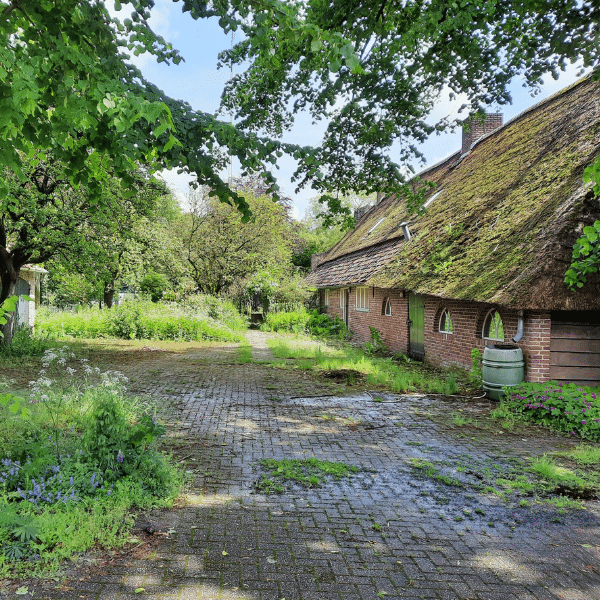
520 311 551 383
321 287 552 382
349 287 409 353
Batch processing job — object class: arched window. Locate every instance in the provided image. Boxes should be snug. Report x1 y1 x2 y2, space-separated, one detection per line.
483 310 504 341
382 297 392 316
439 309 453 334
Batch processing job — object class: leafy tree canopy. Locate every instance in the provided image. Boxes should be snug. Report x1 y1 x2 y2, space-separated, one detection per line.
3 0 599 220
3 0 600 288
180 188 296 296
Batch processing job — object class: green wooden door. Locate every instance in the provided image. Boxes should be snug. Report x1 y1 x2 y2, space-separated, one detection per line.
408 293 425 360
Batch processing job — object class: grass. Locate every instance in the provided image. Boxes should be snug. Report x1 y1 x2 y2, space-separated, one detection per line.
237 341 253 364
558 445 600 467
528 455 592 491
451 413 473 427
266 335 468 395
255 458 359 493
405 448 599 510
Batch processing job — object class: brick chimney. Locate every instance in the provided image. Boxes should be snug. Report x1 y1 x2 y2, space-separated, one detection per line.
353 205 370 222
462 112 503 155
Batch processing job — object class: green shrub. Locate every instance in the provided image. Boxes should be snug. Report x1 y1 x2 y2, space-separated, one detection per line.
139 272 169 302
306 310 349 339
364 326 386 355
262 310 311 333
261 309 350 339
502 381 600 441
183 295 248 331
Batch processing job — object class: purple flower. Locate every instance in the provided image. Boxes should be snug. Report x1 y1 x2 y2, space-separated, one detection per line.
117 450 124 464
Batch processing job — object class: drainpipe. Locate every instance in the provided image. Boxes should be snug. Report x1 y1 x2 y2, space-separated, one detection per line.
512 310 524 343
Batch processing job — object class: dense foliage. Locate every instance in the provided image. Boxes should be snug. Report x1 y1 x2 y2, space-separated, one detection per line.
0 347 181 576
37 297 246 342
261 309 349 339
180 190 297 296
501 381 600 442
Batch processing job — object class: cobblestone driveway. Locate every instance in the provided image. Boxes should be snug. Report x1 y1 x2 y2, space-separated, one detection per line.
15 335 600 600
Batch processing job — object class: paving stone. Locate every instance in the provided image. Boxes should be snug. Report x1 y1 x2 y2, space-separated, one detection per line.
11 334 600 600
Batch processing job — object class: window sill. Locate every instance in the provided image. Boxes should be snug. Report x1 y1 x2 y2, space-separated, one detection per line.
355 308 369 312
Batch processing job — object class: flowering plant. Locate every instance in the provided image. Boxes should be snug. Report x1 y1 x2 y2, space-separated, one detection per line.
504 381 600 441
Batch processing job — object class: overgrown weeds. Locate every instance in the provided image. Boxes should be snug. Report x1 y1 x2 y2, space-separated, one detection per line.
0 347 181 578
255 458 359 493
37 296 247 343
408 451 599 507
261 309 350 339
266 335 466 395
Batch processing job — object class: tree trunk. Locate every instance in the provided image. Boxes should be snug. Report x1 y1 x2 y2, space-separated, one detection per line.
104 279 116 308
0 277 17 345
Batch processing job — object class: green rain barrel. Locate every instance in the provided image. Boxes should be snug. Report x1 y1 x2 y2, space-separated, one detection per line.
482 344 525 400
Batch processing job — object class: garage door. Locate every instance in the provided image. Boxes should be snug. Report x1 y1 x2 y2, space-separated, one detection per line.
550 315 600 386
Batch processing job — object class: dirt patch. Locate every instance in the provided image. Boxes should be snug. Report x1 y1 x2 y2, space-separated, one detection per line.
321 369 364 385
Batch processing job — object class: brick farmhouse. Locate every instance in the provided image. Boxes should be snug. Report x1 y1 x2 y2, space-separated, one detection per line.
306 76 600 386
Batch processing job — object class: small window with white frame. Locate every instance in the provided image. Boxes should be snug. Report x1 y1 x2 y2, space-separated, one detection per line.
323 289 330 307
439 309 453 334
339 289 346 309
483 309 504 341
356 286 369 311
382 297 392 316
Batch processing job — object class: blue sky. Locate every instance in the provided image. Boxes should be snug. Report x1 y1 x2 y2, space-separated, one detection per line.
124 0 587 220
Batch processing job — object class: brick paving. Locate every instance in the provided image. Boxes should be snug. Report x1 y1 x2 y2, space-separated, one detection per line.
9 334 600 600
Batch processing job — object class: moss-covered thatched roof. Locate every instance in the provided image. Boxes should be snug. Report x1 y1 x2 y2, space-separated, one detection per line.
309 75 600 310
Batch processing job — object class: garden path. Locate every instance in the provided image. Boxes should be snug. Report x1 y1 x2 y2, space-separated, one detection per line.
10 339 600 600
245 330 276 362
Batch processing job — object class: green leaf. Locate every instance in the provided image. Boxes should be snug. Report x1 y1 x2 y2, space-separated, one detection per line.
583 226 598 243
346 55 363 74
162 134 178 152
310 38 322 52
328 59 342 72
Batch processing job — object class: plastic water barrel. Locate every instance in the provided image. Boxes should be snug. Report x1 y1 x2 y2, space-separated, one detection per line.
482 344 525 400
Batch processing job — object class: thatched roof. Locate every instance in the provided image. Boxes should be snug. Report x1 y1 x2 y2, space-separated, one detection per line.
305 239 403 287
307 75 600 310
